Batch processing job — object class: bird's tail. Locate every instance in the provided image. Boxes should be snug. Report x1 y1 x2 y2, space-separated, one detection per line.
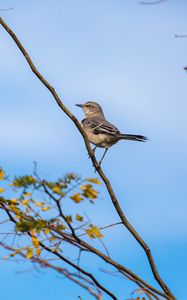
117 134 148 142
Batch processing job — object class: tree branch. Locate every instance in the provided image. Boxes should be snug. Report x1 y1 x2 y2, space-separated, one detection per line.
0 202 170 299
52 229 170 299
0 242 102 300
39 241 118 300
139 0 168 5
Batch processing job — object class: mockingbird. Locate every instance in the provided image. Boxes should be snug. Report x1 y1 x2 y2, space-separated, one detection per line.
76 101 148 165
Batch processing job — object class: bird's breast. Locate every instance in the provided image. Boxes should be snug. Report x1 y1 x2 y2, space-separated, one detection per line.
85 130 117 148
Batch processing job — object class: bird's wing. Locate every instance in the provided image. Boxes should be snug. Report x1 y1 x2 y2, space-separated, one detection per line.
82 118 120 136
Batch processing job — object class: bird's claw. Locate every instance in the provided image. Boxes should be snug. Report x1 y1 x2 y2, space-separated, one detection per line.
88 150 94 159
94 161 101 173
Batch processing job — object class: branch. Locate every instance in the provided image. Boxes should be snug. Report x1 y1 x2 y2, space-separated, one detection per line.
78 222 123 237
0 7 14 11
0 242 102 300
139 0 168 4
175 34 187 38
0 203 170 299
51 228 170 299
101 269 160 300
0 17 175 300
39 241 117 300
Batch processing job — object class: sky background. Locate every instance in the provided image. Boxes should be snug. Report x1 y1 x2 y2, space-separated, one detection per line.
0 0 187 299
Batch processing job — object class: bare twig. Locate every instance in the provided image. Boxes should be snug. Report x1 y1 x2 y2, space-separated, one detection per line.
52 229 170 299
175 34 187 38
39 241 117 300
0 7 14 12
78 222 122 237
0 242 102 300
139 0 168 4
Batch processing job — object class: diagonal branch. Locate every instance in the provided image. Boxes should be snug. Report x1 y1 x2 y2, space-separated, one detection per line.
0 17 175 299
39 241 117 300
52 229 170 299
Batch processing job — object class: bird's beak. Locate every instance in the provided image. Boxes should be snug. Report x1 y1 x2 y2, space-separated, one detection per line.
76 104 83 108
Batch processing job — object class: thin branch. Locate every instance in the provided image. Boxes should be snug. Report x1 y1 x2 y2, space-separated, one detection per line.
0 208 115 299
79 222 122 237
42 182 79 242
0 7 14 12
0 242 102 300
52 229 170 299
102 269 160 300
1 202 170 299
175 34 187 38
139 0 168 4
39 241 117 300
0 17 175 300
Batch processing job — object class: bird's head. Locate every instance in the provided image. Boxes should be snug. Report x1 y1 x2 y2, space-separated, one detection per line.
76 101 104 118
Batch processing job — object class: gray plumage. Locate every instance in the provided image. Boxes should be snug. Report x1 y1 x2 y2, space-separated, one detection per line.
76 101 148 164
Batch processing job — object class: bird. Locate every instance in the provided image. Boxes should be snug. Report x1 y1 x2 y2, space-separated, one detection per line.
76 101 148 165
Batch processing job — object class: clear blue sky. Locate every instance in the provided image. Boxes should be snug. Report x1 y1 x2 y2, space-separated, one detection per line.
0 0 187 299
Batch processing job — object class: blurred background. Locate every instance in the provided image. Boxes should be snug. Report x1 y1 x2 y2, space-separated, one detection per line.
0 0 187 299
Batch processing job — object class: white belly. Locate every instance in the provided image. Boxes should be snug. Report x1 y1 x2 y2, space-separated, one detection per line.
86 130 117 148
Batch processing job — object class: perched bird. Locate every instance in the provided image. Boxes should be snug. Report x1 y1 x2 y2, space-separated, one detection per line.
76 101 148 165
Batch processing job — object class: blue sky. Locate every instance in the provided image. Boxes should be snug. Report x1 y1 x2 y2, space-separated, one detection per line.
0 0 187 299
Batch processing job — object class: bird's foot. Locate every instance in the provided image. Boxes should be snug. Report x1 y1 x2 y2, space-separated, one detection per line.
98 160 102 166
88 150 94 159
94 161 101 173
88 147 96 159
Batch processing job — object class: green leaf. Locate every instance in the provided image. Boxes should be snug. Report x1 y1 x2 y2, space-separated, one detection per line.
13 175 36 187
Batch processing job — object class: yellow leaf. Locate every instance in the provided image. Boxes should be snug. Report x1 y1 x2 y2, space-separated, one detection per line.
24 192 32 197
35 201 43 207
43 228 50 234
22 199 29 206
0 188 5 193
15 248 21 254
65 215 72 223
52 186 61 194
32 236 39 248
80 184 98 199
137 290 143 295
15 214 22 220
41 206 51 211
58 224 67 231
86 225 103 239
50 236 57 241
86 229 95 238
10 198 18 204
70 193 83 203
76 214 83 222
26 248 33 259
0 169 5 180
35 248 41 256
30 229 35 235
87 178 101 185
